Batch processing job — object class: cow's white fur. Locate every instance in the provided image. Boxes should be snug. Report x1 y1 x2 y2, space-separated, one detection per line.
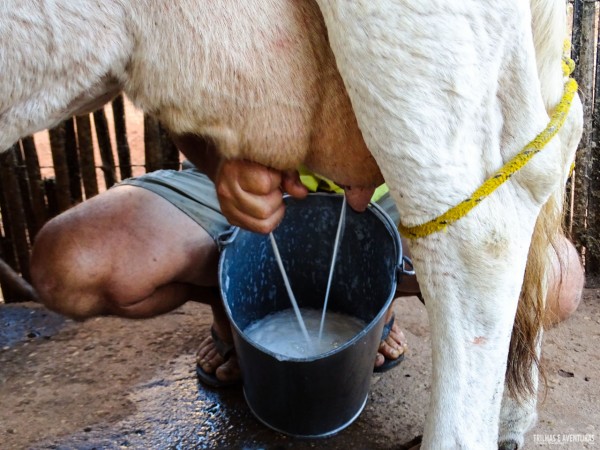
316 1 582 448
0 0 583 448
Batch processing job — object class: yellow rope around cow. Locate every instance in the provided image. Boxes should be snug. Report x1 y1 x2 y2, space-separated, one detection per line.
398 53 578 240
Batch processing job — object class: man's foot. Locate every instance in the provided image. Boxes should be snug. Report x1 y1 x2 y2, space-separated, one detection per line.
196 325 241 387
374 307 408 372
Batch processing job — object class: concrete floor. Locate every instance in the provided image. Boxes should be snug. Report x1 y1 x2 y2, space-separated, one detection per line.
0 293 598 449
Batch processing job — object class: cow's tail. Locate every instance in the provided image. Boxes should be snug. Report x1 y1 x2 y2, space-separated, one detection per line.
506 0 577 400
507 194 564 399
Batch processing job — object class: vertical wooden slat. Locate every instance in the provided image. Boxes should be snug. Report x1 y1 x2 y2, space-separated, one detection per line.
565 1 581 234
43 178 59 220
64 117 83 204
13 143 37 242
112 95 133 180
571 0 584 72
584 0 600 276
48 122 72 213
0 146 31 284
144 114 162 173
571 0 597 274
75 114 99 199
0 180 18 302
21 136 47 235
93 108 117 188
159 123 180 170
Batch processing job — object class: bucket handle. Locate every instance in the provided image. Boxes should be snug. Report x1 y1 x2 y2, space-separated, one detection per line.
217 227 239 251
398 255 416 279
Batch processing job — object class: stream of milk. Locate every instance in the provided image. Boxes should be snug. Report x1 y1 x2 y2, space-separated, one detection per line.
319 195 347 340
266 195 349 353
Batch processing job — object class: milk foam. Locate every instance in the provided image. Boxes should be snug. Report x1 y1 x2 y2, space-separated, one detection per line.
244 308 366 358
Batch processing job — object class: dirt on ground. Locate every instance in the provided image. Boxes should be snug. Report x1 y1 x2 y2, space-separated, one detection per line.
0 291 598 450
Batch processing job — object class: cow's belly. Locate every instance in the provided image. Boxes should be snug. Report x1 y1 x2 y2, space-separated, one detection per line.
124 0 384 189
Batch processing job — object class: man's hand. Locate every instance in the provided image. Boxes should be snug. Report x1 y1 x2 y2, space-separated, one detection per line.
215 159 308 234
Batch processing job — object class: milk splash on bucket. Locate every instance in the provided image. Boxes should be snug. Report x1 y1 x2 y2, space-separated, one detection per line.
244 308 366 359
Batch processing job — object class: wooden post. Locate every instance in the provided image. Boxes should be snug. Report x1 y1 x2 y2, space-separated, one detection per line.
584 0 600 278
76 114 99 199
565 1 582 234
43 178 59 220
12 143 37 243
48 122 73 213
0 180 18 302
571 0 596 275
144 114 162 173
21 137 47 236
571 0 584 72
93 108 117 188
112 95 133 180
0 146 32 283
160 123 180 170
64 117 83 204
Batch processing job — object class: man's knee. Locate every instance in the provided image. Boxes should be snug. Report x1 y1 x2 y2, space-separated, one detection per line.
30 217 107 320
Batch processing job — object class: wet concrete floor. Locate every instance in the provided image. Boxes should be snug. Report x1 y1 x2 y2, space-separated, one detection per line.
0 295 598 449
0 298 428 449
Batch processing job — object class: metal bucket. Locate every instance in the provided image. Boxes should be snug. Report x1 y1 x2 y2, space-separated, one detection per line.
218 193 404 438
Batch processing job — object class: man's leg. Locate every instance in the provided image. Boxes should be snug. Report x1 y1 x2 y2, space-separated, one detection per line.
30 182 239 385
31 184 220 318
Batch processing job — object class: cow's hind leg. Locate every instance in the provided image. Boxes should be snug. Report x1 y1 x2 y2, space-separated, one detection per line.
498 0 585 435
498 340 541 449
497 106 583 449
498 381 539 449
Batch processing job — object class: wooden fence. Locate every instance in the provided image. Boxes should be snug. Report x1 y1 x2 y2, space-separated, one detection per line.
1 1 600 302
0 95 180 302
570 0 600 279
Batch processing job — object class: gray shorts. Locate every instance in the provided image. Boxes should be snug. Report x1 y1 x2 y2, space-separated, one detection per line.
118 168 400 242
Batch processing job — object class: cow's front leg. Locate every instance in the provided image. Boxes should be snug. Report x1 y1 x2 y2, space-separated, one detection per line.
407 203 536 448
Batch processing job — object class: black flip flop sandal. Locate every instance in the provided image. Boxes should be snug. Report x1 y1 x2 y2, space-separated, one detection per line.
196 327 241 388
373 313 405 373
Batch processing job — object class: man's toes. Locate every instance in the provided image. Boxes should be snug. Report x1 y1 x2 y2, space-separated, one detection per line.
374 352 385 368
379 339 402 359
388 328 408 349
378 326 408 361
215 355 241 383
196 335 215 360
198 347 225 374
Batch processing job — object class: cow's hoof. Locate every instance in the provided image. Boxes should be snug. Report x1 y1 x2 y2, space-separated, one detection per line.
498 440 519 450
401 435 422 449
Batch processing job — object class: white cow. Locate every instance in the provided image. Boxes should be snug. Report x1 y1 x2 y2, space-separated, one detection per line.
0 0 583 448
